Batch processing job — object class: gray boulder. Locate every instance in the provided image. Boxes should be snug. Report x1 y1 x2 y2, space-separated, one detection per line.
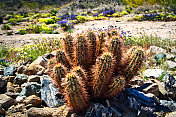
4 66 16 76
14 74 28 85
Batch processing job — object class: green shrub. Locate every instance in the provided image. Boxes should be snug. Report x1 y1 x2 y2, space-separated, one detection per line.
7 31 13 35
1 25 11 30
19 29 26 35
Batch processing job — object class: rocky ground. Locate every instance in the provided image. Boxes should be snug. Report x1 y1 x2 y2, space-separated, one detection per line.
0 15 176 48
0 44 176 117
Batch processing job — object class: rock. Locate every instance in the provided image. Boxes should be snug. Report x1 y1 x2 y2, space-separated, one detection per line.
85 103 112 117
165 61 176 69
165 53 175 61
36 71 43 76
20 82 41 97
130 79 144 86
28 63 46 75
139 106 157 117
160 100 176 112
16 96 26 102
23 95 42 107
41 76 64 107
0 67 4 75
4 66 17 76
142 83 159 97
143 69 165 78
14 74 28 85
153 53 166 64
0 77 7 94
7 82 14 92
5 92 19 99
147 46 167 55
163 74 176 100
17 65 30 75
0 94 15 110
0 105 5 115
2 76 15 82
165 112 176 117
7 104 26 116
144 93 160 104
44 53 54 59
28 75 40 83
14 86 22 93
27 106 71 117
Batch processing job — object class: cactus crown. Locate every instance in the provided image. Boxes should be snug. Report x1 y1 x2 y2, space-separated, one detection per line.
47 30 144 113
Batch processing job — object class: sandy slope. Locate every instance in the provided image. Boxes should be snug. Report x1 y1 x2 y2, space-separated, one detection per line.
0 17 175 48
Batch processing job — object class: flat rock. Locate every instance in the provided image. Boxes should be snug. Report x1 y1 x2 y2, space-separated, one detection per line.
7 82 14 92
5 92 19 99
23 95 42 107
41 76 64 107
143 69 165 78
2 76 15 82
165 111 176 117
4 66 16 76
28 75 40 83
0 94 15 110
14 74 28 85
160 100 176 112
0 77 7 94
7 104 26 116
27 106 71 117
165 61 176 69
146 46 167 55
142 83 159 97
17 65 30 75
28 56 48 75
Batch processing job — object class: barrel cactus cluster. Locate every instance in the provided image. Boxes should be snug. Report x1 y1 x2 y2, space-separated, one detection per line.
47 29 144 113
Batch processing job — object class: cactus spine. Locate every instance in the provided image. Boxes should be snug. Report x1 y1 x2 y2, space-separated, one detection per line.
122 46 144 84
53 63 67 92
87 31 97 65
96 31 106 56
64 72 89 113
74 35 90 70
92 52 115 97
63 34 74 62
56 49 72 69
106 76 125 98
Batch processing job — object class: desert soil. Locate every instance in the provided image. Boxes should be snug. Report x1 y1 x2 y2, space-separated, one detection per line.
0 16 175 48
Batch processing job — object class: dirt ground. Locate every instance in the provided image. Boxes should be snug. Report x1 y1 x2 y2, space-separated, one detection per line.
0 16 175 48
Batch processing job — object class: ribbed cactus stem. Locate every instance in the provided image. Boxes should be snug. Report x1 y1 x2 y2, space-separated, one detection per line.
54 63 67 92
92 52 115 98
74 35 90 70
122 46 144 84
96 31 106 56
56 49 72 69
105 76 125 98
63 34 74 62
108 29 118 39
64 72 89 113
87 31 97 65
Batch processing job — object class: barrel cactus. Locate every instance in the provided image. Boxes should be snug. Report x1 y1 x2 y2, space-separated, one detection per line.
47 30 144 113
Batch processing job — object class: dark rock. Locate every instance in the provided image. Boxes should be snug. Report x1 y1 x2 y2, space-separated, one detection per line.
0 94 15 110
130 79 144 86
17 65 30 75
28 75 40 83
20 82 41 97
0 77 7 94
142 83 159 97
127 88 155 107
5 92 19 99
160 100 176 112
4 66 16 76
0 105 5 115
85 103 113 117
138 106 157 117
14 86 22 93
44 53 54 59
41 76 64 107
0 67 4 75
2 76 15 82
14 74 28 85
153 53 166 64
163 74 176 100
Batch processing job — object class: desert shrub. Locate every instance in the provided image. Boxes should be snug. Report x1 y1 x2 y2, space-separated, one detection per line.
1 25 11 30
18 29 26 35
38 18 55 24
7 31 13 35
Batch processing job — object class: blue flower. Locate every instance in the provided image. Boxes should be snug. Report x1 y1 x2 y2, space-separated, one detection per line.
93 13 99 17
6 60 10 62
